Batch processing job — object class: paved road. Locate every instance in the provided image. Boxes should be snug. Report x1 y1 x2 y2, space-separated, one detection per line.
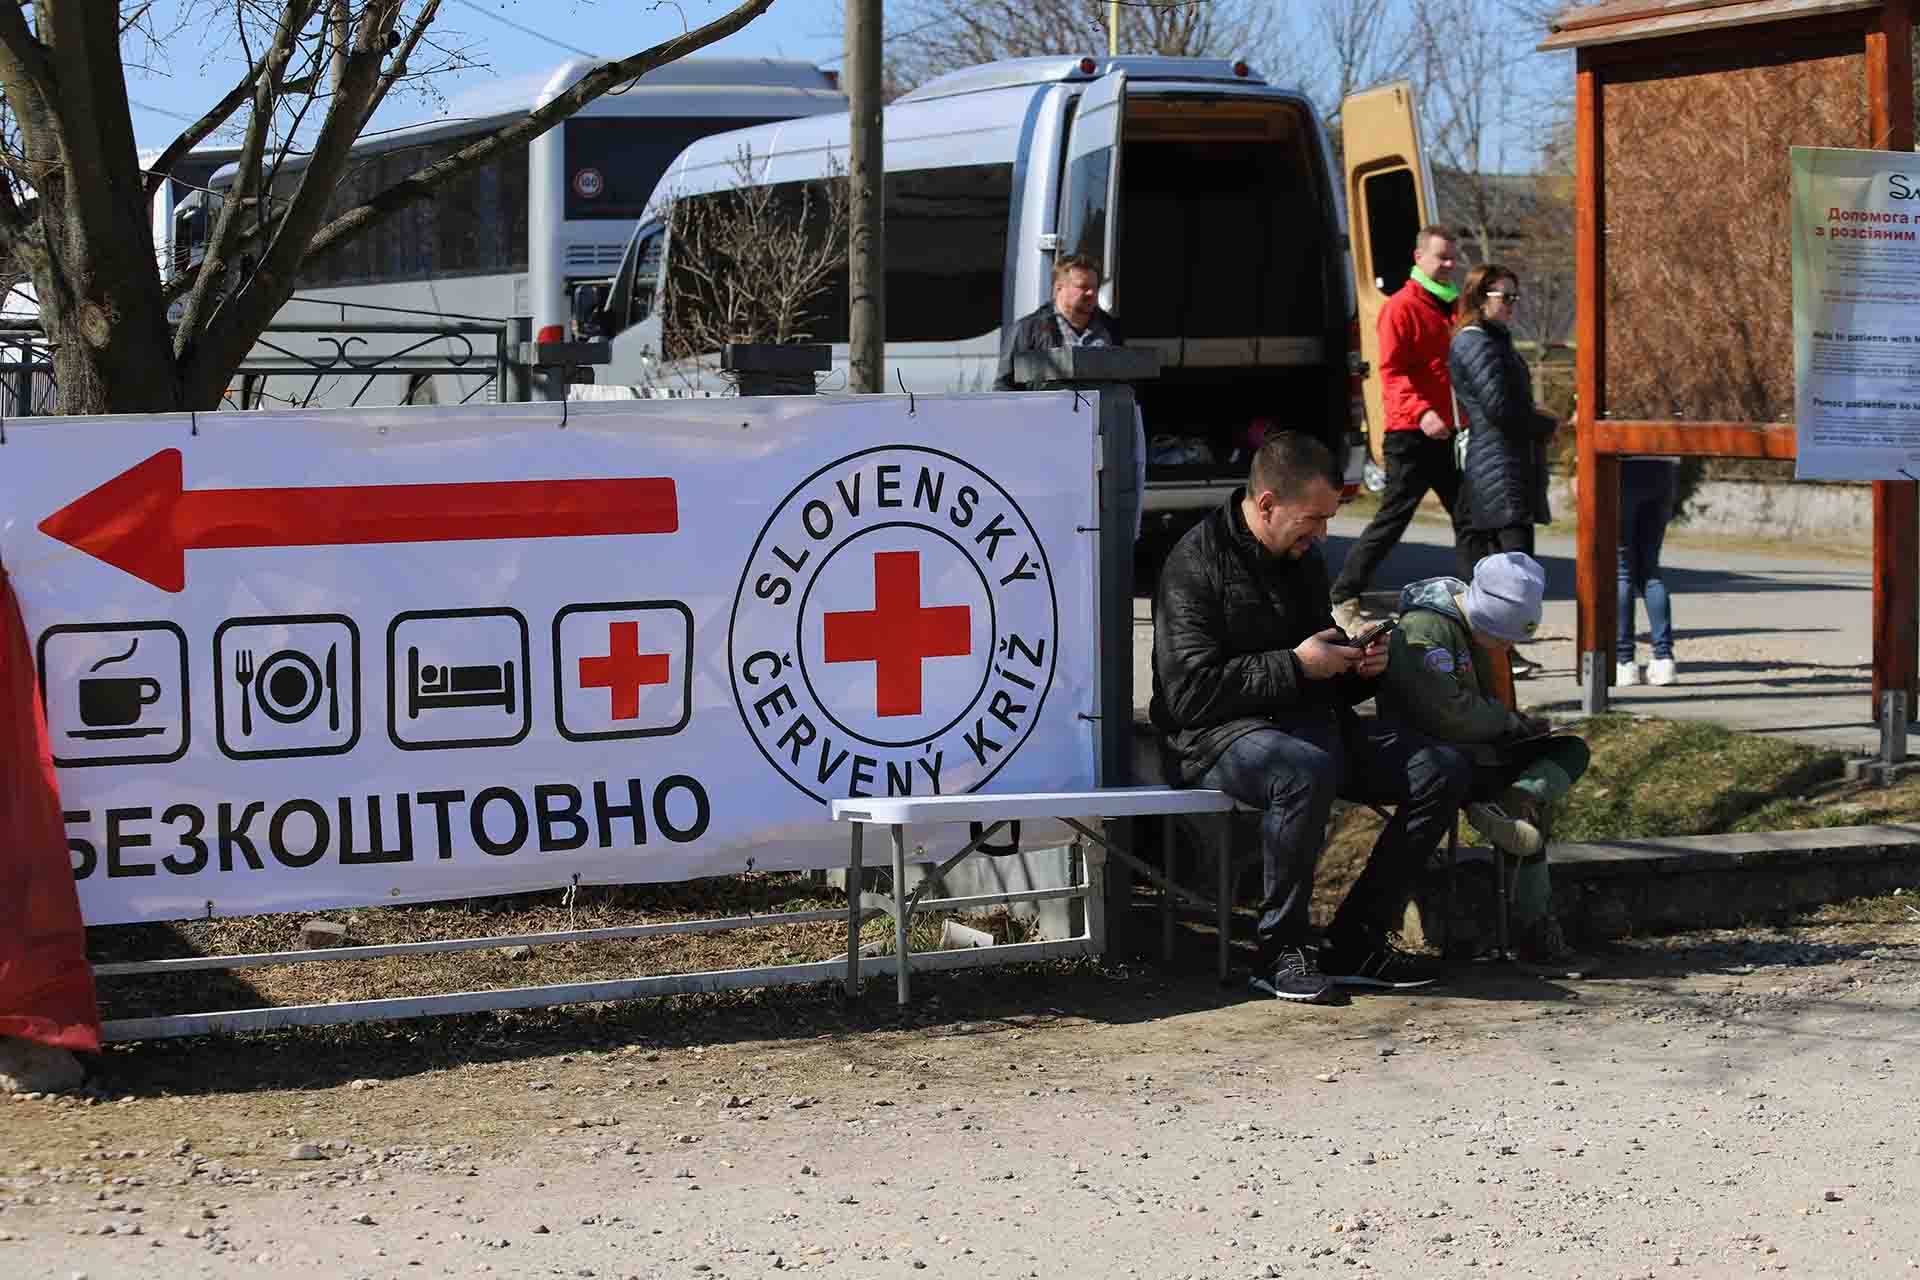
1134 511 1880 758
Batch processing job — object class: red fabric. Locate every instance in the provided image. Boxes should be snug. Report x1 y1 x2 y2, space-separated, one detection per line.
0 566 101 1052
1377 278 1456 432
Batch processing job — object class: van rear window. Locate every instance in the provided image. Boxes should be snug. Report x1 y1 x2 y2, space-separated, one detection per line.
1121 106 1332 340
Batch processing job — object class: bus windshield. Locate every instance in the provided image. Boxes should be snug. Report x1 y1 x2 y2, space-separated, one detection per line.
563 117 782 221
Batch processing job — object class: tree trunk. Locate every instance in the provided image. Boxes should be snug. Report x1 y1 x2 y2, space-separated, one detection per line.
46 312 189 415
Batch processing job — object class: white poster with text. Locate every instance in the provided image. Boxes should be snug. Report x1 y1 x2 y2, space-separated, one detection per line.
1792 145 1920 479
0 395 1099 924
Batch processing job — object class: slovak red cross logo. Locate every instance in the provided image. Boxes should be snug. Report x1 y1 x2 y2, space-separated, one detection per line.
822 551 971 717
729 444 1060 804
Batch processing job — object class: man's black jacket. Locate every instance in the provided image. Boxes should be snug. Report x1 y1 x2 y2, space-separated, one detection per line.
992 303 1124 390
1149 491 1378 783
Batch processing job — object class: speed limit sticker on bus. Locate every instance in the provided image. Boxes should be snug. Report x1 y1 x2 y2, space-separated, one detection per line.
572 167 605 199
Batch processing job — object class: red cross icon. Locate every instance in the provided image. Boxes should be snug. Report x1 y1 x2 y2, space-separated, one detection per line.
577 621 670 720
823 550 972 718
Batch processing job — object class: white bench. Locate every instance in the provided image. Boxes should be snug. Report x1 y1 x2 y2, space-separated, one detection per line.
831 787 1242 1003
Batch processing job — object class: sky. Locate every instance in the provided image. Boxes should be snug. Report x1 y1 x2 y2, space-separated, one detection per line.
125 0 852 154
122 0 1559 170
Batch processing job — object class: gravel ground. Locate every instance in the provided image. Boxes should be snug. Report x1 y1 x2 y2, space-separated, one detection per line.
5 919 1919 1280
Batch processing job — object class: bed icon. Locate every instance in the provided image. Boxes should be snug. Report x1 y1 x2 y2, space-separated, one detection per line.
406 649 517 718
386 608 531 751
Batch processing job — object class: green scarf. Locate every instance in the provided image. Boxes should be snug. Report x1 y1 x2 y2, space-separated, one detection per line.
1411 265 1459 304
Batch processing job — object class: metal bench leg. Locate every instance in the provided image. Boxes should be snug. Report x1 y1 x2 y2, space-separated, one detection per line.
1444 821 1460 963
845 823 864 997
1217 815 1232 983
1493 846 1511 960
1161 818 1177 965
891 823 911 1005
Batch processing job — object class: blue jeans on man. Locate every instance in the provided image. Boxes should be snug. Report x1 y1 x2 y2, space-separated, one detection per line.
1198 712 1471 970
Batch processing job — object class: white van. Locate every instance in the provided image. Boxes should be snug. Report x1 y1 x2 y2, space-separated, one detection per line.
587 56 1434 538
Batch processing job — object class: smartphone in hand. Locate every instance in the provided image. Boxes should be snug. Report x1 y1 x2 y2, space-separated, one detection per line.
1343 618 1399 648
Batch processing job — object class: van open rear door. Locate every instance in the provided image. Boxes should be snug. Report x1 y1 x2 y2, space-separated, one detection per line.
1341 81 1434 465
1058 69 1127 313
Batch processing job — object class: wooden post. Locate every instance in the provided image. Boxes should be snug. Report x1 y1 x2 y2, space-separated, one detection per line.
845 0 884 394
1868 1 1918 730
1573 56 1618 715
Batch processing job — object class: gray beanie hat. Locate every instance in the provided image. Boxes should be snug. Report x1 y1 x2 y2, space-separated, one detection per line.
1462 552 1546 642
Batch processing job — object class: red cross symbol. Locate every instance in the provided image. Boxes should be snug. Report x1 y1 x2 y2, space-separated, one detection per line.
823 550 971 717
577 621 670 720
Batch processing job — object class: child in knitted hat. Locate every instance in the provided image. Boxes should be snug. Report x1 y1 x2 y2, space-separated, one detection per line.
1375 552 1590 968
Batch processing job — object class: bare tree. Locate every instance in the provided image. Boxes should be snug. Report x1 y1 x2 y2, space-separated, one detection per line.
1411 0 1531 265
879 0 1284 99
0 0 772 416
1299 0 1418 151
658 147 851 374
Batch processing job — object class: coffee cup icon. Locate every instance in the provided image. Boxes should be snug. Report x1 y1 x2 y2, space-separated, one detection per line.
77 676 162 728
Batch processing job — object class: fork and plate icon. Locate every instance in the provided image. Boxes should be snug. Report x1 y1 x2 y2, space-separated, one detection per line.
215 615 359 760
233 644 340 735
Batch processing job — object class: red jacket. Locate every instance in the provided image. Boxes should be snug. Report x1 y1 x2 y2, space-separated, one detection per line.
1378 278 1456 432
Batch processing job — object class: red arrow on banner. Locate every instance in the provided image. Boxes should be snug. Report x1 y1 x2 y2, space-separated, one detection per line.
38 449 680 592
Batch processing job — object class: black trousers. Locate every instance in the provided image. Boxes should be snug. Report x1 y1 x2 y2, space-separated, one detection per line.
1332 430 1473 603
1198 713 1472 966
1460 523 1535 572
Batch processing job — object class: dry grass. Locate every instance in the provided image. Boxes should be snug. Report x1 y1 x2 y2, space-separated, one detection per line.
86 874 1038 1022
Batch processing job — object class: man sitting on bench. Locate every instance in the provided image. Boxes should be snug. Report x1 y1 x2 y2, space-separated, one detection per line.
1150 431 1471 1004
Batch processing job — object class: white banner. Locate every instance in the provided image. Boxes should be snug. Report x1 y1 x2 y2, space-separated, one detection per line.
0 395 1099 925
1792 145 1920 479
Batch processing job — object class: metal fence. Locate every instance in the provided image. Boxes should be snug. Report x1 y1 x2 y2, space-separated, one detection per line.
0 325 58 418
93 848 1108 1041
0 306 526 416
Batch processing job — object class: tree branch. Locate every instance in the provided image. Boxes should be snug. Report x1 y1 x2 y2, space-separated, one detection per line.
301 0 774 265
142 68 261 202
173 0 319 351
0 165 24 241
0 0 58 110
352 0 443 138
184 0 403 393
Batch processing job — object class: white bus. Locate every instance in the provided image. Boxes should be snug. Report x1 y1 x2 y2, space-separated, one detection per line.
178 56 845 407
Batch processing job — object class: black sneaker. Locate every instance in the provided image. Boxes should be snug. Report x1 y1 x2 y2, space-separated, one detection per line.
1320 937 1445 989
1509 650 1542 679
1248 946 1337 1004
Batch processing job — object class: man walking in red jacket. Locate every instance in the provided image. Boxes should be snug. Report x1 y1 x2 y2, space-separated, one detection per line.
1331 226 1473 634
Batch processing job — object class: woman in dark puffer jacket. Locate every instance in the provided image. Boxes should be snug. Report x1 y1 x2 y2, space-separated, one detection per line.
1449 264 1560 568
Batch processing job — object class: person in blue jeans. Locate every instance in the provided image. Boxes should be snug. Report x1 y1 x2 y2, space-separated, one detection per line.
1616 456 1680 686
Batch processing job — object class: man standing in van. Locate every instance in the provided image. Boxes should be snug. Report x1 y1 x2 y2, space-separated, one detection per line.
1330 226 1470 636
993 254 1123 390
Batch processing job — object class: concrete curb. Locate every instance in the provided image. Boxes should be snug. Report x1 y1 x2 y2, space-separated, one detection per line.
1547 824 1920 939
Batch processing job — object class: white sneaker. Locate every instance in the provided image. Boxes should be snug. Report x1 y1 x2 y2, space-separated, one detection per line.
1467 801 1544 858
1615 661 1642 687
1646 657 1678 686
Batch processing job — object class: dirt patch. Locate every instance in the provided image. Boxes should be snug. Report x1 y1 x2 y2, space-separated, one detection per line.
6 907 1919 1279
